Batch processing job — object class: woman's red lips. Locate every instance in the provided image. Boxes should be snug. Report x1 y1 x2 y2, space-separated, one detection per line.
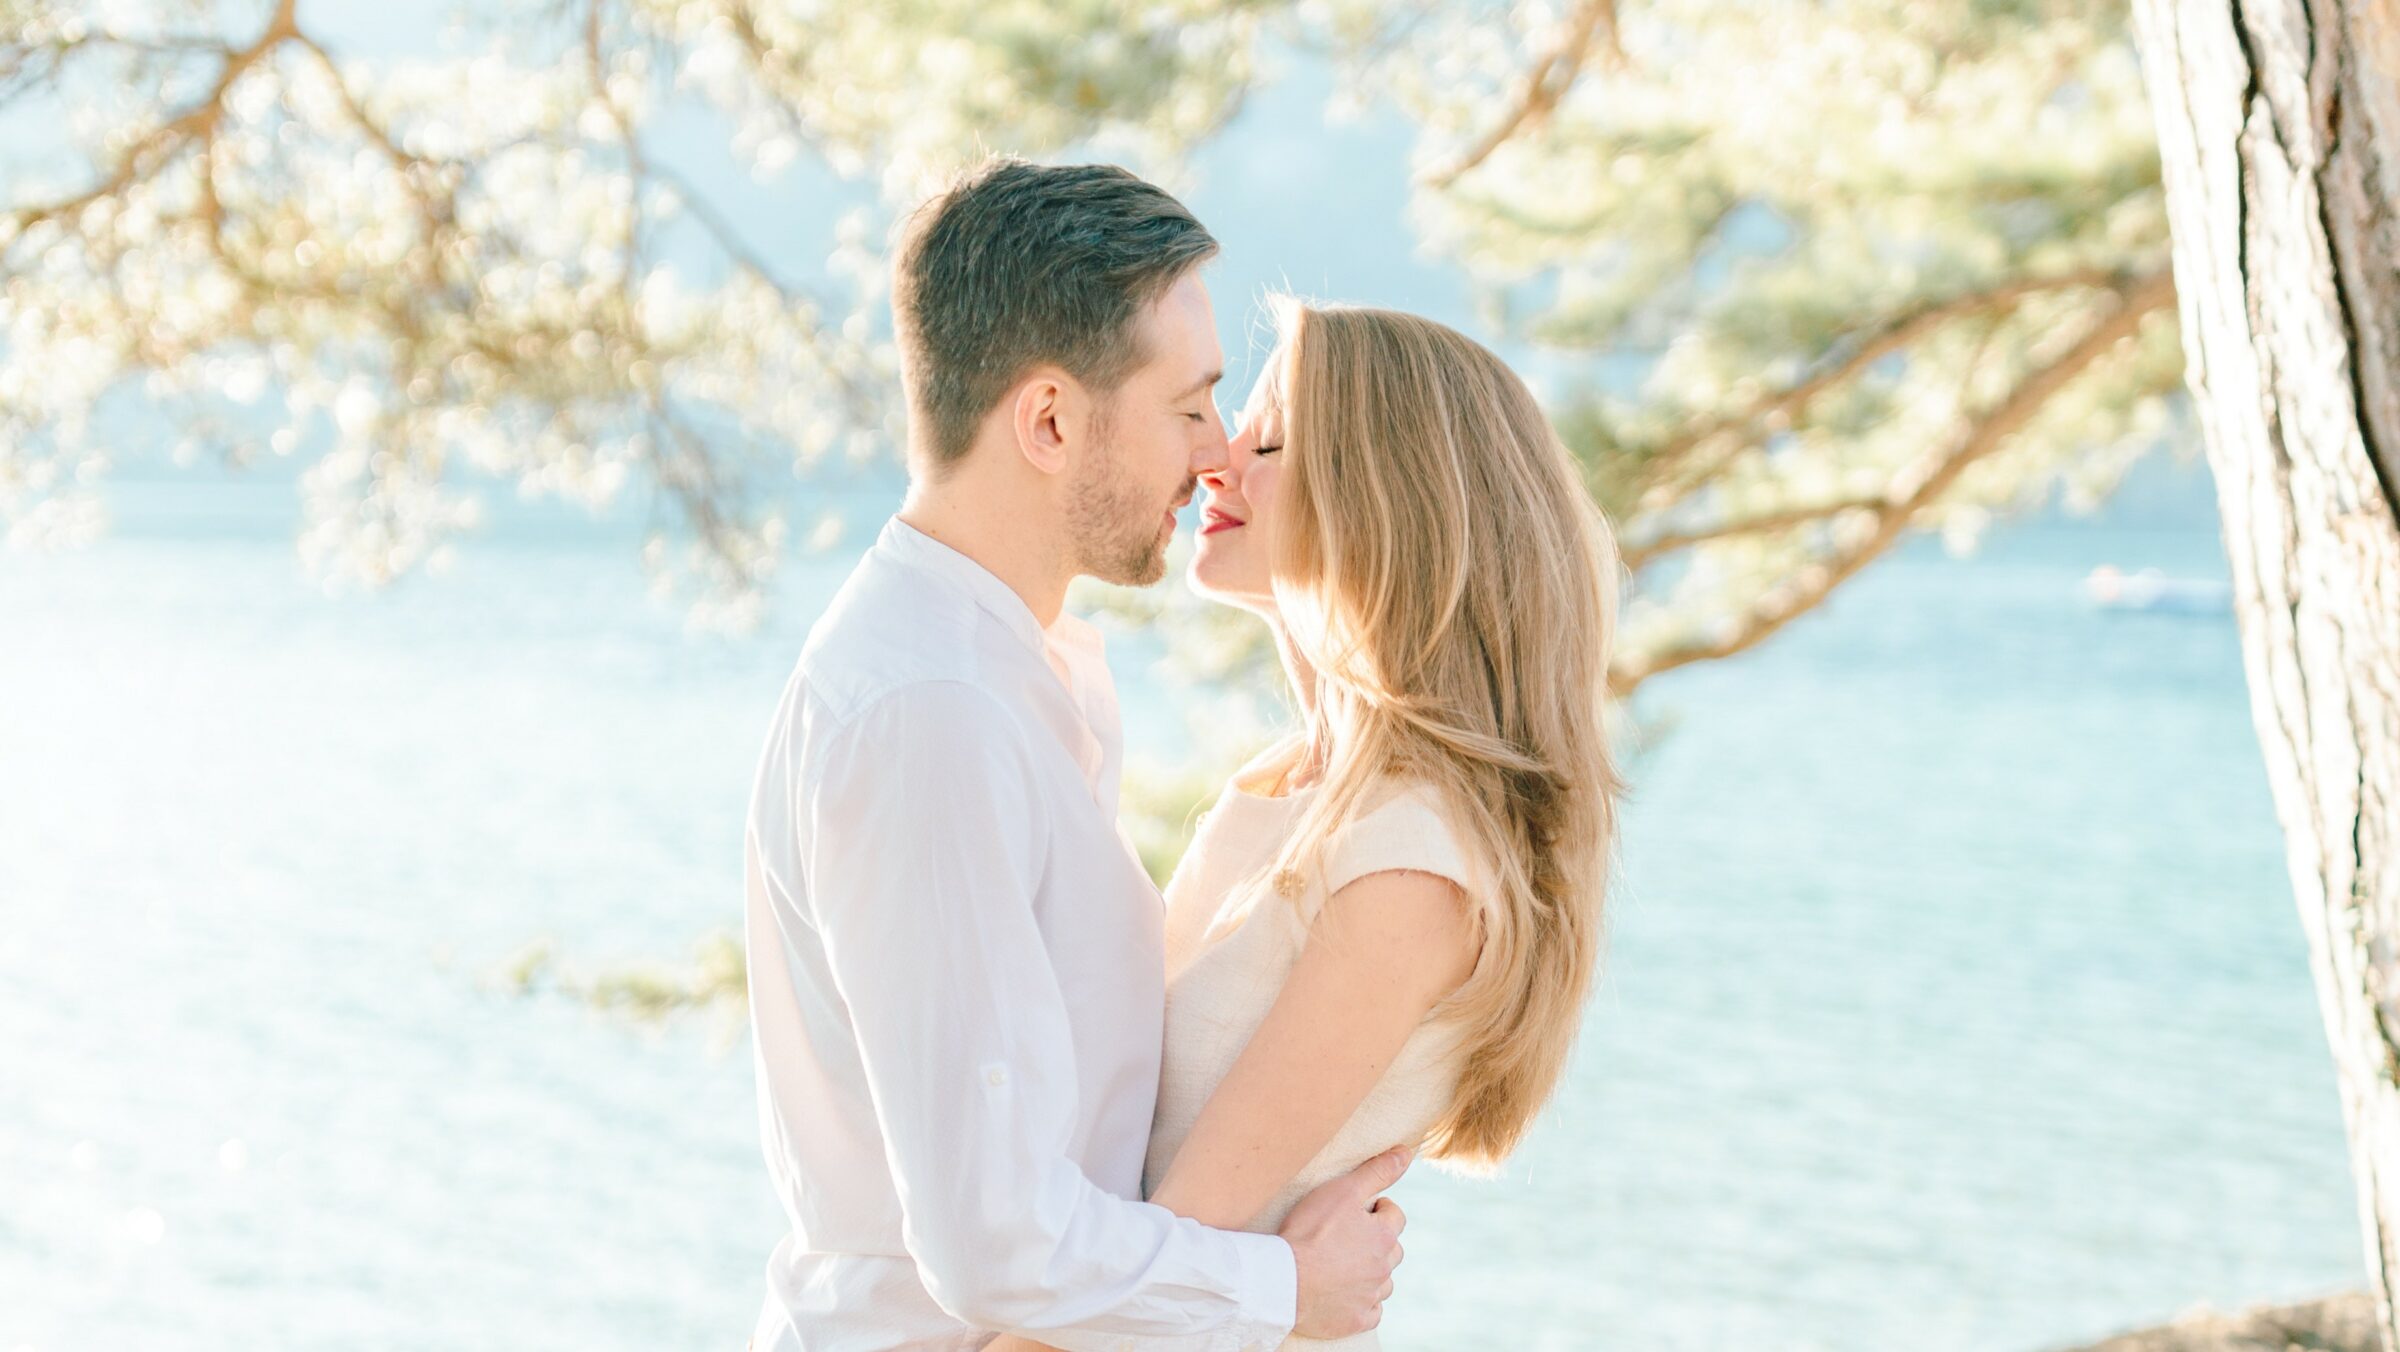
1200 507 1246 535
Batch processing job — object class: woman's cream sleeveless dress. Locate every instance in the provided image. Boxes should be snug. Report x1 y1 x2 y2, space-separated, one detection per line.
1144 755 1482 1351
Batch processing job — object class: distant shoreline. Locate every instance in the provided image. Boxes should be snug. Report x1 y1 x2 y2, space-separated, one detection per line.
2053 1290 2373 1351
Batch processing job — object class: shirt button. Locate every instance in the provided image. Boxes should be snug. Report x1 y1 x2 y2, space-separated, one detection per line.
985 1067 1007 1086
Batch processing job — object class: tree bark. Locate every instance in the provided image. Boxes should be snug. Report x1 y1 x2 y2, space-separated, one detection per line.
2131 1 2400 1346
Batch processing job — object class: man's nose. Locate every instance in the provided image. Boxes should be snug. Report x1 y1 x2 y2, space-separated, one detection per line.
1191 421 1231 478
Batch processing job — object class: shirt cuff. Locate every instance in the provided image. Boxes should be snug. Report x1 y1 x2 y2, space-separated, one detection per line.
1226 1232 1298 1351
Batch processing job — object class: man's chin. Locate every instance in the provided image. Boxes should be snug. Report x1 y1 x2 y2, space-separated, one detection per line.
1081 544 1169 589
1125 523 1177 587
1077 513 1178 587
1115 547 1170 588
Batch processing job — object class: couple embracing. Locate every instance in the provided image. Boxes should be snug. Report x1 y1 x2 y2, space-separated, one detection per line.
741 155 1625 1352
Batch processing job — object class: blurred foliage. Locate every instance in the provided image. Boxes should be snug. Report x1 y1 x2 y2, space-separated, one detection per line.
1382 0 2184 691
0 0 1273 620
492 931 750 1048
4 0 2179 658
3 1 2189 1015
1122 764 1227 886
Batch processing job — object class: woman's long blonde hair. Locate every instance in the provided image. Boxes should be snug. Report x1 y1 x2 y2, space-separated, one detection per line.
1256 298 1626 1170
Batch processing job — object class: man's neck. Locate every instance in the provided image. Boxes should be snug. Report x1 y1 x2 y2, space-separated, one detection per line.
897 481 1073 628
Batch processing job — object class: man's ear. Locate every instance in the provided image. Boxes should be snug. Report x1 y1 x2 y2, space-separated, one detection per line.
1011 371 1076 476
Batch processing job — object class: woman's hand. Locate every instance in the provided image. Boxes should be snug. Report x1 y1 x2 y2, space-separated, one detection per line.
984 1337 1061 1352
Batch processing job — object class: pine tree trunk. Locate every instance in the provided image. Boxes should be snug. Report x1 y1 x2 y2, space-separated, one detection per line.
2130 1 2400 1345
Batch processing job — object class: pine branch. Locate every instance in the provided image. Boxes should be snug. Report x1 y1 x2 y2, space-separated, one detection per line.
1639 268 2133 504
1620 493 1892 569
2 0 299 241
1607 267 2177 698
1420 0 1622 189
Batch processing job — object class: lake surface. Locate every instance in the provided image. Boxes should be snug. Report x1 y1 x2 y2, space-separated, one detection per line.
0 456 2367 1351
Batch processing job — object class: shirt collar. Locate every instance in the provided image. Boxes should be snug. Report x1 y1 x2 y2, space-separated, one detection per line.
877 515 1121 811
875 516 1101 659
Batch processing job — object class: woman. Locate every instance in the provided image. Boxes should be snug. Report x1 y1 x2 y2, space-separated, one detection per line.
996 298 1626 1350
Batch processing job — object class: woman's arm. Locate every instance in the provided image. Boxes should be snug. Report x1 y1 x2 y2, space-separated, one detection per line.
1150 867 1480 1228
983 867 1479 1352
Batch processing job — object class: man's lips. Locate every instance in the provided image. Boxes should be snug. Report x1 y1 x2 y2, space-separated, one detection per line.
1163 484 1199 531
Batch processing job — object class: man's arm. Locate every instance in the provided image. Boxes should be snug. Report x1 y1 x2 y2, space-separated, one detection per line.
800 681 1294 1351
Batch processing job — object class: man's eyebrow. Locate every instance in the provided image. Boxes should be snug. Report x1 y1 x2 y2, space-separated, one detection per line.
1172 369 1223 402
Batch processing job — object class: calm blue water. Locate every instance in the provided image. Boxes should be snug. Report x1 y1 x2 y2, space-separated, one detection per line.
0 456 2365 1351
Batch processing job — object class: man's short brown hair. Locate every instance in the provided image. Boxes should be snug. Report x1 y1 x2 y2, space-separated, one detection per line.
891 157 1219 472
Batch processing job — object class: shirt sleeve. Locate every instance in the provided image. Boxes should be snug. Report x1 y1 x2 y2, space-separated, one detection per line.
799 680 1297 1352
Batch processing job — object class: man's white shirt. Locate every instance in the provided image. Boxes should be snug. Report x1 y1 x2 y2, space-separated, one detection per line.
743 517 1299 1352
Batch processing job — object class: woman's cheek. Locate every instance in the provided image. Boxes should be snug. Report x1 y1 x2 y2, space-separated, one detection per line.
1245 463 1281 522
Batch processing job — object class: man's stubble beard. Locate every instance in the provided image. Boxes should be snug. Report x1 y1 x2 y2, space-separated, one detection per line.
1067 403 1189 587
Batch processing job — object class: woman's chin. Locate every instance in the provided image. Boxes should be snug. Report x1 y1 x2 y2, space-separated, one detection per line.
1191 540 1245 589
1186 558 1225 599
1186 563 1271 615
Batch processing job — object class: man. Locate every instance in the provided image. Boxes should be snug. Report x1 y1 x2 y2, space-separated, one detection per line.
742 156 1409 1352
